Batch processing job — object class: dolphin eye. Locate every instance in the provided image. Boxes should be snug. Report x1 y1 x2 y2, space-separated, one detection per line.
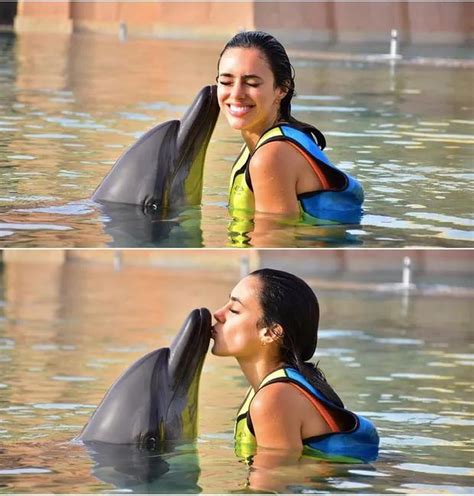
145 435 157 449
143 198 160 214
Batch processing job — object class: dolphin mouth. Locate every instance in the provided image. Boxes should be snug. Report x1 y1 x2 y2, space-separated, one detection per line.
197 307 212 338
171 85 219 190
168 307 212 387
177 85 219 151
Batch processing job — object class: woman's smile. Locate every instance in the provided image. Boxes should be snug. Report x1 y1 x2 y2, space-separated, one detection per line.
227 103 255 118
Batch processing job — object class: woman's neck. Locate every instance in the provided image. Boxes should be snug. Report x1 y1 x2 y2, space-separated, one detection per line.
241 111 282 152
237 357 285 391
241 129 263 153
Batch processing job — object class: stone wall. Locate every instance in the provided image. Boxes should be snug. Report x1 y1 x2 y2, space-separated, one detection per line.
2 250 473 277
13 1 473 44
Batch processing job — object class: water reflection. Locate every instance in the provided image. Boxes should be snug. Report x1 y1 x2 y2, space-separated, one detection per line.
96 202 204 248
227 209 363 248
80 441 202 493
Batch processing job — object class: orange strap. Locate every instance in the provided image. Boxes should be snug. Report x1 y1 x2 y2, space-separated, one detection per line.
290 383 340 433
285 141 331 190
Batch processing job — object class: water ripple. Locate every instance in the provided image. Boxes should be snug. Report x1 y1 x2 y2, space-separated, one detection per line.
23 133 77 140
51 376 96 382
406 212 474 227
32 403 95 410
395 463 474 477
391 373 453 380
293 104 368 112
0 222 71 231
0 467 52 475
382 435 462 447
369 411 474 426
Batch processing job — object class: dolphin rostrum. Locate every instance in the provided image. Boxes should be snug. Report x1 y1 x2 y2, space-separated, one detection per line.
77 308 212 447
92 86 219 212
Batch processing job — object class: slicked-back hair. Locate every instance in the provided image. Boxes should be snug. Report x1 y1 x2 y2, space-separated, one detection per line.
251 268 344 407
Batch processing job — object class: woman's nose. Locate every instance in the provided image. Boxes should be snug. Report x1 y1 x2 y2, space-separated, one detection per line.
213 306 225 323
230 80 245 100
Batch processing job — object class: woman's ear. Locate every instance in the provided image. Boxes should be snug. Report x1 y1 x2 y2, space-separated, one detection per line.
276 86 288 102
261 324 284 344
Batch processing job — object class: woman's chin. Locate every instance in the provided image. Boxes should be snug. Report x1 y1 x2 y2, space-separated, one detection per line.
228 121 246 131
210 343 228 357
225 115 250 131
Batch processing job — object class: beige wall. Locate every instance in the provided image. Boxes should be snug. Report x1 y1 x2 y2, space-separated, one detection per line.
14 1 473 44
2 250 473 276
15 1 73 34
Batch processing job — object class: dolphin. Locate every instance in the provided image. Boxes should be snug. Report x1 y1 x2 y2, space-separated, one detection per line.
92 85 219 212
77 308 212 447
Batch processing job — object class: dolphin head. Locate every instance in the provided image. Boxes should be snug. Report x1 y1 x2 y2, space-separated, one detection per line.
92 85 219 211
169 307 212 391
165 307 212 440
171 85 220 207
77 308 212 447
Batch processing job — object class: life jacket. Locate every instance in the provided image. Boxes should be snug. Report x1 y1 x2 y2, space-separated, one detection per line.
228 124 364 225
234 367 379 463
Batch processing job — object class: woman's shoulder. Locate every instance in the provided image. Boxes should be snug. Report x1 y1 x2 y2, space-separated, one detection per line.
248 381 309 449
250 378 340 440
250 381 309 418
249 139 308 177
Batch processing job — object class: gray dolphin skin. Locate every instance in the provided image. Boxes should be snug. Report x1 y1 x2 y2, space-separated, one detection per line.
92 85 219 211
77 308 212 446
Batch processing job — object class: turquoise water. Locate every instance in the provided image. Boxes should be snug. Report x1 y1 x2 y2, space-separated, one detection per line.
0 258 472 493
0 32 473 247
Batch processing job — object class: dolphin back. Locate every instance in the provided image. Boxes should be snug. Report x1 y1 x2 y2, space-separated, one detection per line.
78 348 171 445
92 120 179 208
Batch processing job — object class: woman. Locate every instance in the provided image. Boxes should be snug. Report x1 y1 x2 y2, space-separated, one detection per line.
211 268 379 463
216 31 364 226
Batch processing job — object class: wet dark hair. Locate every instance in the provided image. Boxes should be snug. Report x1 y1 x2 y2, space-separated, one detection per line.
217 30 327 150
250 268 343 407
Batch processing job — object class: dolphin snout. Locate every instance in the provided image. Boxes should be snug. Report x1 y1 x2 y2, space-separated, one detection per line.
198 307 212 337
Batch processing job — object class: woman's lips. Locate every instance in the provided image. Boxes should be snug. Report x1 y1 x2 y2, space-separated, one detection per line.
227 104 254 117
211 326 217 339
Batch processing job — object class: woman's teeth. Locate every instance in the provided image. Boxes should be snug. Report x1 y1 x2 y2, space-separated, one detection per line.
228 104 253 117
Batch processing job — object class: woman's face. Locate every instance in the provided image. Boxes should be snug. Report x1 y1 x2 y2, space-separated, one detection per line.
217 47 286 135
211 275 265 358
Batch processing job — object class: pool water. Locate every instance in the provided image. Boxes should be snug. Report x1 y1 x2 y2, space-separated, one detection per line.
0 32 473 247
0 258 472 493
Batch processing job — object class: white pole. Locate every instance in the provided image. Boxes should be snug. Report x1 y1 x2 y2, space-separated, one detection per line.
114 250 123 271
119 21 128 42
390 29 398 59
402 256 411 288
